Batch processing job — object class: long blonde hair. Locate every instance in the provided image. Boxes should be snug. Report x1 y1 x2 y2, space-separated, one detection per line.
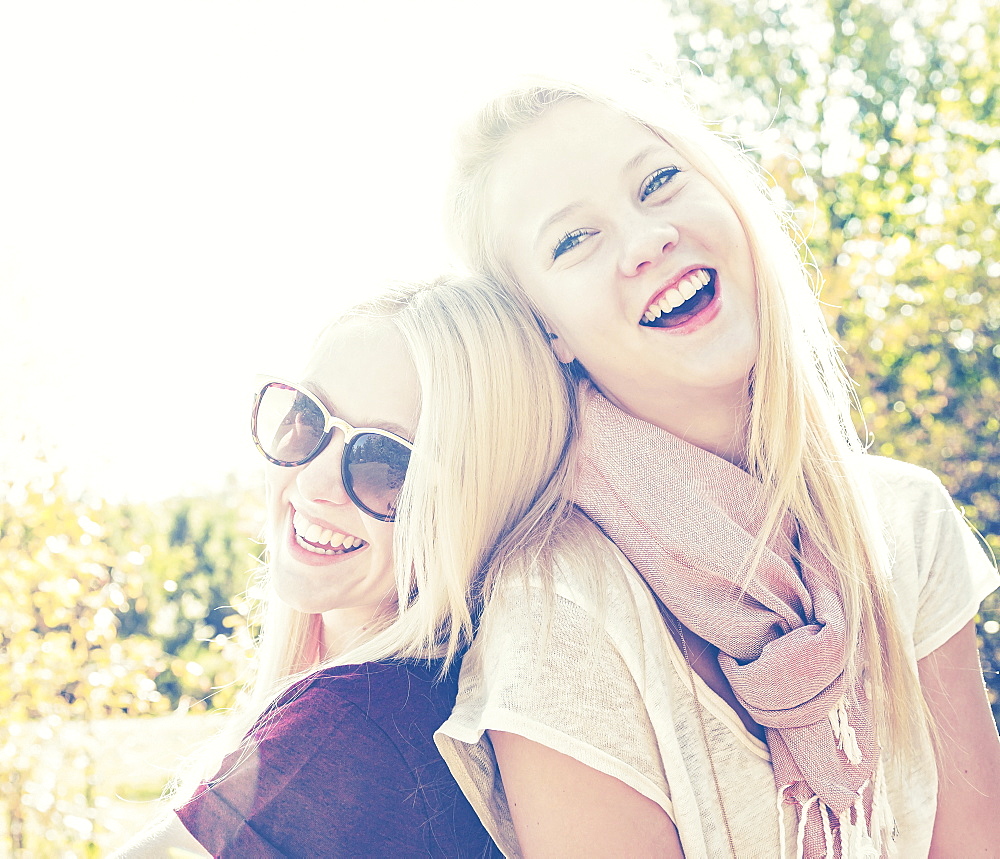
447 73 927 756
174 273 575 799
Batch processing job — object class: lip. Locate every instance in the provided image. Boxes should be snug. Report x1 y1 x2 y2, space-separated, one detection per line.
639 267 720 333
284 506 367 565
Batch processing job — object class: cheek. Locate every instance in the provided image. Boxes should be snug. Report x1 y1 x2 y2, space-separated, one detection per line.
516 272 576 333
264 464 292 500
709 203 750 257
374 522 396 556
512 266 549 311
374 525 398 579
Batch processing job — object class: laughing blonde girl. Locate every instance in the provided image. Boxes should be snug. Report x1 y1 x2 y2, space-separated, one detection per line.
435 74 1000 858
113 275 579 858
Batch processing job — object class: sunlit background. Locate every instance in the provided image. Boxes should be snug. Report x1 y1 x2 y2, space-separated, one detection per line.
1 0 672 502
3 0 999 855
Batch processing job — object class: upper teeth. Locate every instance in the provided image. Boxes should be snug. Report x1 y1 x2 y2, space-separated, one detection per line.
292 510 362 552
643 269 711 322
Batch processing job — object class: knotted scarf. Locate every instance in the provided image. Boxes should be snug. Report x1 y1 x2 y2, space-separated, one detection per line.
573 385 889 858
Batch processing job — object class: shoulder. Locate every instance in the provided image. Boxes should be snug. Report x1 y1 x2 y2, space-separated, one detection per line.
291 660 456 713
855 454 992 556
496 509 649 606
858 454 949 507
859 454 944 491
480 511 664 667
183 660 492 856
854 456 998 656
438 519 689 855
241 661 464 824
466 510 672 708
264 660 458 748
853 454 967 557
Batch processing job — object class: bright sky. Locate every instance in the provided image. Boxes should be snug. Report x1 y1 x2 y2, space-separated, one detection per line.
0 0 673 502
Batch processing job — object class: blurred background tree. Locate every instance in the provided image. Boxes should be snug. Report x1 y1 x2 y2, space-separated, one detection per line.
3 1 998 854
0 458 261 855
108 488 262 713
667 0 1000 716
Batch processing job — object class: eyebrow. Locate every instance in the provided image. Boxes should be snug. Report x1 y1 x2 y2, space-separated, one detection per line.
534 202 585 248
368 421 412 440
622 144 664 176
300 379 413 440
532 144 672 249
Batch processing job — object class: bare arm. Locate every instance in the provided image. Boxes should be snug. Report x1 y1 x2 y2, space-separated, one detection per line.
489 729 684 858
109 811 211 859
918 619 1000 857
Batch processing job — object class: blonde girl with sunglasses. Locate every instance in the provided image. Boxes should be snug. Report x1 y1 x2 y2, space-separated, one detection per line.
112 274 579 858
433 74 1000 858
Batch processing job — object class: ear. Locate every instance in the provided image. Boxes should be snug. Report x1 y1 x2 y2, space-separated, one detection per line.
547 332 576 364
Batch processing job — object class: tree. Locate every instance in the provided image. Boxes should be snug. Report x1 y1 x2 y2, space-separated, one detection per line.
0 454 262 854
666 0 1000 718
0 463 168 856
108 488 262 713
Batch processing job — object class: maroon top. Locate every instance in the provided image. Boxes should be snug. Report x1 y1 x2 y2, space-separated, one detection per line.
176 660 498 858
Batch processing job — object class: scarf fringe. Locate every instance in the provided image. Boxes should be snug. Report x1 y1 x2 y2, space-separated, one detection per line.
821 802 835 857
830 698 863 765
780 759 896 859
838 788 878 859
871 757 898 857
777 786 789 859
797 796 818 857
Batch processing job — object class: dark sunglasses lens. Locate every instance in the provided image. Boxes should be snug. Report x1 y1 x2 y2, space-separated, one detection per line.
344 433 411 520
254 383 326 465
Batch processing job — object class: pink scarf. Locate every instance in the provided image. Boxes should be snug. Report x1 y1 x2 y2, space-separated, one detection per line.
573 385 888 858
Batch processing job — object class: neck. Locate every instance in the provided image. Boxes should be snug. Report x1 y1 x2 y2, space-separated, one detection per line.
685 400 749 466
602 382 751 466
319 601 395 662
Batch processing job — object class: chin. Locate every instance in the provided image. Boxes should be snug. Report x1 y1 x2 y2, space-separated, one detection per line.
267 557 324 613
272 580 322 615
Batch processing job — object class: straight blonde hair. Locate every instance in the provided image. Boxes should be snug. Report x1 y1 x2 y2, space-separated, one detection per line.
446 73 928 758
172 273 576 800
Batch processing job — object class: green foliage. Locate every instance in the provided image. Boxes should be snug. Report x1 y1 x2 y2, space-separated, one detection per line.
0 465 168 855
107 489 263 713
3 5 999 854
668 0 1000 718
0 458 262 855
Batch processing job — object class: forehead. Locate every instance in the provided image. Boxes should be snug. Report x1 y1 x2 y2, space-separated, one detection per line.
506 98 667 165
489 99 681 238
304 319 419 434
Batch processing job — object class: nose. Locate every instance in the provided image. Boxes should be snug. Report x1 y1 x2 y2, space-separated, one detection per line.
295 431 352 507
618 216 679 276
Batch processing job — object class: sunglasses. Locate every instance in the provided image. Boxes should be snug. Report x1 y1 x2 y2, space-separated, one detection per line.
251 379 413 522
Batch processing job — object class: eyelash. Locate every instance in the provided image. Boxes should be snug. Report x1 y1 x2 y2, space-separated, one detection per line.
640 166 680 201
550 165 681 260
552 228 597 260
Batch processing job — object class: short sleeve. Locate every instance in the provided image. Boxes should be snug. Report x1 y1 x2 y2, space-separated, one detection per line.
435 556 675 857
911 474 999 659
866 457 1000 662
177 686 438 858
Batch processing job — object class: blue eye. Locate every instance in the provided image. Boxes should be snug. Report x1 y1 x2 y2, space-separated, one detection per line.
552 228 597 260
640 166 680 201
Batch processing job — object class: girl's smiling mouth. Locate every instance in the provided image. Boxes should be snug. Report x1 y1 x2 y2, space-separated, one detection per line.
640 268 717 329
292 509 367 555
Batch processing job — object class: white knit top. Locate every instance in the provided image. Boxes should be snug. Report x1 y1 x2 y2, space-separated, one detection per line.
436 457 999 858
